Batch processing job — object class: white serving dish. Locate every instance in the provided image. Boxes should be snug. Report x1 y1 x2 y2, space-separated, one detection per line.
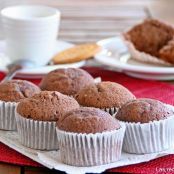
95 36 174 80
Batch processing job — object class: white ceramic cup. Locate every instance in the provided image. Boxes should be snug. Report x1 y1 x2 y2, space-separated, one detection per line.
1 5 61 66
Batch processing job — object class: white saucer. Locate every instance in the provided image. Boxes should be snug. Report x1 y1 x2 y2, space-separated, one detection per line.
95 37 174 80
0 40 86 78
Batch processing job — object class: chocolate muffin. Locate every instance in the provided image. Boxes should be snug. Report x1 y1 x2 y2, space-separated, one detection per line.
115 98 174 154
116 98 173 123
39 68 94 96
0 80 40 102
0 80 40 130
75 81 136 115
17 91 79 121
159 39 174 64
16 91 79 150
124 19 174 57
56 107 125 166
58 107 120 133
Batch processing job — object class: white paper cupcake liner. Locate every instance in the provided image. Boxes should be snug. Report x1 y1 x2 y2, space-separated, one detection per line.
123 36 172 66
94 77 102 83
102 107 119 117
0 100 17 130
79 106 119 117
122 115 174 154
56 123 126 167
15 112 58 150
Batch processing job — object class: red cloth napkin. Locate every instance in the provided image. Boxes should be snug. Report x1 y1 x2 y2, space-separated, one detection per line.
1 67 174 173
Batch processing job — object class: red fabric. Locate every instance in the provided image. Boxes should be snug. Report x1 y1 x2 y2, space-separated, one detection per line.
1 67 174 173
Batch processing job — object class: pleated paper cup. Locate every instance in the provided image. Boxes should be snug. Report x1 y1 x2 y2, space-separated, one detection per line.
122 35 171 66
56 123 126 167
102 107 119 117
0 100 17 130
15 112 58 150
122 116 174 154
78 106 119 117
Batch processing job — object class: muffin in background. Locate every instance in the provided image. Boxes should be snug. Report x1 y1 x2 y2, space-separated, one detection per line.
123 19 174 65
57 107 125 166
75 81 136 115
115 98 174 154
39 68 94 96
0 80 40 130
159 39 174 64
0 80 40 102
16 91 79 150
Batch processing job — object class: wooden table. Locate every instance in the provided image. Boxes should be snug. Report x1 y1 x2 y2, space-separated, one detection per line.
0 0 173 173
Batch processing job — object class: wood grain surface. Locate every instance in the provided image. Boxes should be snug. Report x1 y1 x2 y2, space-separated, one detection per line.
0 0 156 43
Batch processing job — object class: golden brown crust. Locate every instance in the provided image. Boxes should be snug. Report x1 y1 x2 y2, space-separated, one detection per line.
52 43 101 64
0 80 40 102
39 68 94 96
57 107 120 133
159 39 174 64
17 91 79 121
125 19 174 57
116 98 174 123
75 81 136 109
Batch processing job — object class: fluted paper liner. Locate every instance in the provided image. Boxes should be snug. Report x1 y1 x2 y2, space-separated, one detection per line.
122 115 174 154
102 107 119 116
0 100 17 130
78 107 119 117
15 112 58 150
56 123 126 167
123 35 172 66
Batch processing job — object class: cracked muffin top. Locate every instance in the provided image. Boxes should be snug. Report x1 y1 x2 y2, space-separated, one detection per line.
115 98 174 123
75 81 136 109
0 80 40 102
57 107 120 134
17 91 79 121
124 19 174 57
39 68 94 96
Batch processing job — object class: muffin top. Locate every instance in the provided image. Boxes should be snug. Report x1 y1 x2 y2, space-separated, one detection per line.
57 107 120 134
116 98 174 123
0 80 40 102
159 39 174 64
124 19 174 57
17 91 79 121
75 81 136 109
39 68 94 96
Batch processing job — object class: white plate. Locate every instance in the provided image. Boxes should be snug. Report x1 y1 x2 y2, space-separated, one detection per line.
0 40 86 78
95 37 174 80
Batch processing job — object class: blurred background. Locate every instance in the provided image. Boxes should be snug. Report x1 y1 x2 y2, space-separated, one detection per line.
0 0 173 44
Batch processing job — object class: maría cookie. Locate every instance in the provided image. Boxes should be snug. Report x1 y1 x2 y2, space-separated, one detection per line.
52 43 101 64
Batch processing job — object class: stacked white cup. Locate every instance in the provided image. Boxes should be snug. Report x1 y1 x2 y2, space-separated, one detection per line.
1 5 61 66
